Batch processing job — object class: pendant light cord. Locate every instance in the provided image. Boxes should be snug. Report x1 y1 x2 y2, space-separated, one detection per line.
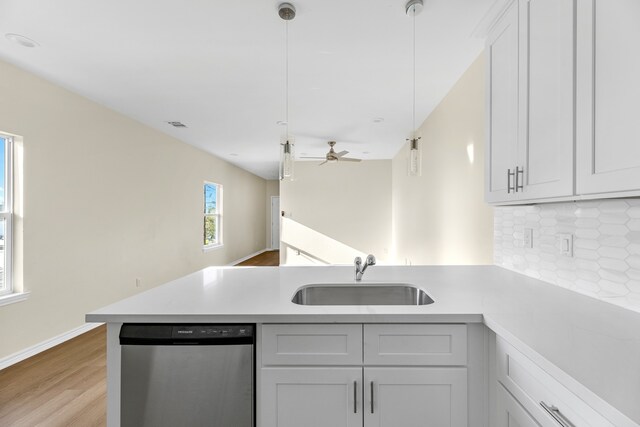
285 20 290 139
412 7 416 136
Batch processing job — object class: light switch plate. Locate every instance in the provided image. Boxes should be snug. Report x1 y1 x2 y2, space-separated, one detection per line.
558 233 573 257
524 228 533 249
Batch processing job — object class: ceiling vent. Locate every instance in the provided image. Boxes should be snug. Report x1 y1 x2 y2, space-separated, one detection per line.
167 121 187 128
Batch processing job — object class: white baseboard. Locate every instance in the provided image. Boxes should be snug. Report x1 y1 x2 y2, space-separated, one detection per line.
228 248 270 266
0 322 103 371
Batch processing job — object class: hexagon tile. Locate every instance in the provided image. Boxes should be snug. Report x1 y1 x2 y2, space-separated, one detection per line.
494 198 640 313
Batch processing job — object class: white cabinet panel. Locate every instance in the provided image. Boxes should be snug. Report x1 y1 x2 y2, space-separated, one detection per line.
519 0 575 199
486 0 520 203
262 324 362 366
261 367 363 427
496 337 614 427
363 324 467 366
577 0 640 195
496 383 541 427
364 367 467 427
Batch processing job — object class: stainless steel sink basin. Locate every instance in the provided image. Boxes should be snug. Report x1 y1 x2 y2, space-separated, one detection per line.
291 283 434 306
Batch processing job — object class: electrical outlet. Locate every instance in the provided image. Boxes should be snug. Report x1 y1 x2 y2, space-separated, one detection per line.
558 234 574 257
524 228 533 249
135 278 142 288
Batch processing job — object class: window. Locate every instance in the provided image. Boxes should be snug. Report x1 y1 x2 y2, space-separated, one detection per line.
0 135 13 296
203 182 222 248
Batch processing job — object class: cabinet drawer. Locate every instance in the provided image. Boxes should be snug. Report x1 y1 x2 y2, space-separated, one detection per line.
364 324 467 366
497 337 614 427
262 324 362 366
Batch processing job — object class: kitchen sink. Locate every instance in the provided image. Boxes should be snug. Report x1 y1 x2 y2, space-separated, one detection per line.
291 283 434 306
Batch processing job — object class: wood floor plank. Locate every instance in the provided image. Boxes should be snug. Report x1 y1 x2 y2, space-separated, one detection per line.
235 250 280 266
0 250 278 426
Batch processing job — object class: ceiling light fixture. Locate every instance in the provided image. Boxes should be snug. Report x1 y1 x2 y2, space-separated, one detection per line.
406 0 423 177
5 33 39 48
167 121 187 128
279 3 296 181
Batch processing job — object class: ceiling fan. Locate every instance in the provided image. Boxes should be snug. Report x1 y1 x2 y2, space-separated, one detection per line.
300 141 362 166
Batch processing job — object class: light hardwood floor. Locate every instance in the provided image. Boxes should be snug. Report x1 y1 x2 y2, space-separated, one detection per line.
0 251 279 426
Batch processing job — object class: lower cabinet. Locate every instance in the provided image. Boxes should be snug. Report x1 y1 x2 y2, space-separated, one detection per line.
260 324 470 427
261 367 362 427
496 383 541 427
364 367 467 427
261 366 467 427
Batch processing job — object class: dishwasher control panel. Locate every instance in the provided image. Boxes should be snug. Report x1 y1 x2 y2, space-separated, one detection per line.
120 324 254 345
172 325 253 339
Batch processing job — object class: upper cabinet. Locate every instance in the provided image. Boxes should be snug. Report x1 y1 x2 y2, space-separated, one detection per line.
576 0 640 195
486 0 640 204
485 0 520 203
486 0 575 204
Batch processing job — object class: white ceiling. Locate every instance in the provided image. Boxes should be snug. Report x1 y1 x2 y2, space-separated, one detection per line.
0 0 494 179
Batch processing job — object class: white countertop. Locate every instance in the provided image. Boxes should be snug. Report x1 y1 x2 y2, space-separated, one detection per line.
87 265 640 424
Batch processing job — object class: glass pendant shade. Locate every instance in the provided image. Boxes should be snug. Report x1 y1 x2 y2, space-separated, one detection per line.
280 137 295 181
408 136 422 176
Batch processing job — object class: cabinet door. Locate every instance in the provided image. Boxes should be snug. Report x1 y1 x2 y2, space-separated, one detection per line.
485 0 520 203
261 367 363 427
518 0 575 200
364 367 467 427
496 383 541 427
577 0 640 195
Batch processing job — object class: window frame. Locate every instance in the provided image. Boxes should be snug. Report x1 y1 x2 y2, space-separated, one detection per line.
203 181 223 250
0 134 13 297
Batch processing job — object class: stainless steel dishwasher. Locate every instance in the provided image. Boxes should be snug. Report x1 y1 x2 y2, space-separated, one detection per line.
120 324 254 427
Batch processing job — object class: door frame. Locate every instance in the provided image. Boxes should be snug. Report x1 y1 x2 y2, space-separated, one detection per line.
270 196 280 250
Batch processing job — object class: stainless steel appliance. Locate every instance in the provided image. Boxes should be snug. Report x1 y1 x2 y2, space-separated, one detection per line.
120 324 254 427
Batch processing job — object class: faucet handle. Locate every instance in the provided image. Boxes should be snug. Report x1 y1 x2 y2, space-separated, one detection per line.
366 254 376 265
354 256 362 266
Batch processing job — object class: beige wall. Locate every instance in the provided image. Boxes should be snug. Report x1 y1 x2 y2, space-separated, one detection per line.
0 59 267 359
265 180 280 249
280 160 392 265
391 54 493 265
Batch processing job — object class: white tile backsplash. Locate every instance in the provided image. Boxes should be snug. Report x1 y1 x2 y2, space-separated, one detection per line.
494 198 640 312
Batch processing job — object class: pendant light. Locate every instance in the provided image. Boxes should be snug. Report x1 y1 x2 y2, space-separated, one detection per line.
279 3 296 181
406 0 423 176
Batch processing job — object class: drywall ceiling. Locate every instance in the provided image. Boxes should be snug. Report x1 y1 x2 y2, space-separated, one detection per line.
0 0 494 179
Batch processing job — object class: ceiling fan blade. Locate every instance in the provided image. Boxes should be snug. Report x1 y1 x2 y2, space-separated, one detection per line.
318 160 328 166
335 150 349 157
339 157 361 162
300 156 327 159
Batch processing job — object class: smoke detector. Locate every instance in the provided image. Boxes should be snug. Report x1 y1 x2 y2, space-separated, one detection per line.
278 3 296 20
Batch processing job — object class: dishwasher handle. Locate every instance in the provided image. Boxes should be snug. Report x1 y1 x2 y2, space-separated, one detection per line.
120 324 255 346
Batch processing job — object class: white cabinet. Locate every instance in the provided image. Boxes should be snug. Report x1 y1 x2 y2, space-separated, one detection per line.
486 0 520 203
496 383 541 427
486 0 575 204
576 0 640 195
261 367 363 427
365 368 467 427
518 0 575 200
495 336 616 427
363 324 467 366
260 324 469 427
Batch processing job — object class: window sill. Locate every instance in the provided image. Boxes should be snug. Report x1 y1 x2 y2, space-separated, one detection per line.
203 243 224 253
0 291 30 307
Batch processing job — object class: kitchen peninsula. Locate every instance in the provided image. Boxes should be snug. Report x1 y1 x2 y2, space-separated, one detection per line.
87 265 640 427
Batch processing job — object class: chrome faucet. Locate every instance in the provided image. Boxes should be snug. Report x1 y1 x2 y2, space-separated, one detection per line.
354 254 376 281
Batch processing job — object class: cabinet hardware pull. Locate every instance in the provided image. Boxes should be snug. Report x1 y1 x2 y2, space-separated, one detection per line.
540 401 575 427
515 166 524 192
370 381 374 414
354 381 357 413
507 169 515 193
